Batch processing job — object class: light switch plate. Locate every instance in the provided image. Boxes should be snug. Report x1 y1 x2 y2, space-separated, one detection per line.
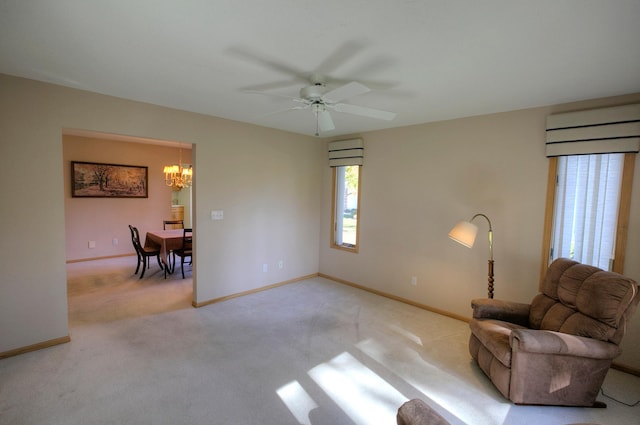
211 210 224 220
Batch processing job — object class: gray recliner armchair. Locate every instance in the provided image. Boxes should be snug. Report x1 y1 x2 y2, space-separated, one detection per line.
469 258 639 406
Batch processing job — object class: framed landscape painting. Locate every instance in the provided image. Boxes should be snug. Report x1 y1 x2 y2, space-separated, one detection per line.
71 161 148 198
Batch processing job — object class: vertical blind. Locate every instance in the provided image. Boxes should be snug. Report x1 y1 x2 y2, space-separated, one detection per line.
551 153 624 270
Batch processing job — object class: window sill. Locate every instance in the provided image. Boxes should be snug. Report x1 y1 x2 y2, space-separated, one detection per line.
331 243 359 253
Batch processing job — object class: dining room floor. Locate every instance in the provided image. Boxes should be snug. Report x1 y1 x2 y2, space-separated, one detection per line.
66 255 193 326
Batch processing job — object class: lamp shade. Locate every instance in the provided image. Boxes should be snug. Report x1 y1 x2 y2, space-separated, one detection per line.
448 220 478 248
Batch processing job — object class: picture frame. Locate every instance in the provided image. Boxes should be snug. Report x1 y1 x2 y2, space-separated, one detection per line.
71 161 148 198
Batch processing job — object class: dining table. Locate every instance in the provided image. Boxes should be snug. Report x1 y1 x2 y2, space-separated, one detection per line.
144 229 187 275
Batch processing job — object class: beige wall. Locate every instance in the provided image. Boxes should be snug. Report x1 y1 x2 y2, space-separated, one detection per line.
0 74 322 355
318 94 640 370
63 136 193 261
2 72 639 371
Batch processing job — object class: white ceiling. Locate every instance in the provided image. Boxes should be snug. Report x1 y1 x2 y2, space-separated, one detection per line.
1 1 639 137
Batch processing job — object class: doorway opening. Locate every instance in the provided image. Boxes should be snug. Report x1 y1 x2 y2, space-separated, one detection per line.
62 129 196 327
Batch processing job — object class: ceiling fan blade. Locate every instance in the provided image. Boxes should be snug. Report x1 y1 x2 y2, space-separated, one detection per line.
315 41 366 75
227 47 305 80
264 104 310 117
322 81 370 103
318 110 335 132
243 90 300 101
240 79 302 92
333 103 397 121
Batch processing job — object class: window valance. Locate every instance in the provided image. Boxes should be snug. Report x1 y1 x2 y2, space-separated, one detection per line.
328 138 364 167
545 104 640 157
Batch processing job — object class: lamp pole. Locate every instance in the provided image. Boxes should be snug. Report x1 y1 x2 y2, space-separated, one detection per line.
470 213 494 298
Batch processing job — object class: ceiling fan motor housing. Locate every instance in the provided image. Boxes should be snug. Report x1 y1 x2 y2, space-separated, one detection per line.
300 84 326 101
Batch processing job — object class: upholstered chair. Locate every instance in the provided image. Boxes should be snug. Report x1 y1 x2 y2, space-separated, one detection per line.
468 258 639 406
397 399 452 425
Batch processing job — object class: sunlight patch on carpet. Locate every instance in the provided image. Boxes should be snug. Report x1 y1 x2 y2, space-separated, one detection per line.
357 338 509 425
388 323 424 346
308 351 406 425
276 380 318 425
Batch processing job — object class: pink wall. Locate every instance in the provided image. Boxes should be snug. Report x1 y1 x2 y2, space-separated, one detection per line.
63 135 192 261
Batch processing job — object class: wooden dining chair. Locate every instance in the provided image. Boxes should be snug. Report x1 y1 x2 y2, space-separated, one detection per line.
163 219 184 230
128 225 163 278
172 228 193 278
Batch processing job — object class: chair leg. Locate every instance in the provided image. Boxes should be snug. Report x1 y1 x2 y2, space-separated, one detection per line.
134 254 141 274
181 255 185 278
140 255 147 279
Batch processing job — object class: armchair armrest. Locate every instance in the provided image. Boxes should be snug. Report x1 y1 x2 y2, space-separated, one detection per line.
471 298 530 326
510 329 621 360
397 399 451 425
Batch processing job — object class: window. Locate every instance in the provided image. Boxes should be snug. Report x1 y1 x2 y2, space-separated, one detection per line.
551 153 623 270
542 103 639 276
542 153 634 274
332 165 360 252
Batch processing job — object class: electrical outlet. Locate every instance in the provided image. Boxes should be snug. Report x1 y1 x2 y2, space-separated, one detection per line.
112 238 118 246
411 276 417 286
278 260 283 269
262 263 268 272
88 240 96 249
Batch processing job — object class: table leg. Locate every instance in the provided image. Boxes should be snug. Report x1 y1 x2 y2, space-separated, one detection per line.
167 252 175 274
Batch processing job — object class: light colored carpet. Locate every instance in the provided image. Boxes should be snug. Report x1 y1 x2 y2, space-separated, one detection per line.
0 256 639 425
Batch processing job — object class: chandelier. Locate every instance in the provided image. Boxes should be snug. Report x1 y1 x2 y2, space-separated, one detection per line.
163 145 192 191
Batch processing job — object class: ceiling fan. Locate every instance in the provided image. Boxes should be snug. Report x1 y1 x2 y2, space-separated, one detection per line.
251 73 397 136
229 43 397 135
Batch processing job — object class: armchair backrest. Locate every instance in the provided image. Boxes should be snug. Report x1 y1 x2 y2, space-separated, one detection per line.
529 258 639 345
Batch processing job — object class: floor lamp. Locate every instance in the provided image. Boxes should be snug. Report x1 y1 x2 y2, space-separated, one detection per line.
448 213 494 298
